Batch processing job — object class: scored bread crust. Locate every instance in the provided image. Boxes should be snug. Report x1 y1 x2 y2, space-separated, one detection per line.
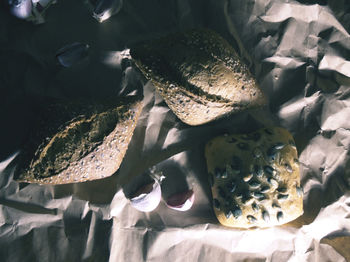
15 96 143 185
205 127 303 228
130 28 266 126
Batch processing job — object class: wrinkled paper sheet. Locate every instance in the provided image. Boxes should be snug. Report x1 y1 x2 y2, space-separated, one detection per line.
1 0 350 261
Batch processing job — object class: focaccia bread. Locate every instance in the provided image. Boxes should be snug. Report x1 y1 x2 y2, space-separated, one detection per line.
130 28 266 126
205 127 303 228
15 95 143 185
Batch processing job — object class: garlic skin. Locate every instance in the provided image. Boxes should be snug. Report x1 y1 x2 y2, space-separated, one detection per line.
93 0 123 22
130 180 161 212
166 189 194 212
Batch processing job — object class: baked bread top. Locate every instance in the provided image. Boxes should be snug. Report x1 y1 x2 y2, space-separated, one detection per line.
205 127 303 228
130 28 266 126
15 95 143 185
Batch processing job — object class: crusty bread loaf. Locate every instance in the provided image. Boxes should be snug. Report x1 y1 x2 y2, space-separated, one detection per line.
205 127 303 228
130 28 266 126
15 96 143 185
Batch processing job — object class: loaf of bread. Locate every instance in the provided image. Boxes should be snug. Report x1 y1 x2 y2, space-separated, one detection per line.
130 28 266 126
205 127 303 228
15 95 143 185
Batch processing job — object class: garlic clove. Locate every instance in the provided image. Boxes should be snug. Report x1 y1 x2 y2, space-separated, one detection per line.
9 0 32 19
55 42 89 68
130 180 161 212
166 189 194 211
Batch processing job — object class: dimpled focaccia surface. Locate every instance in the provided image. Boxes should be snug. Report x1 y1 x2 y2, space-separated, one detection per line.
130 28 266 126
205 127 303 228
15 96 143 185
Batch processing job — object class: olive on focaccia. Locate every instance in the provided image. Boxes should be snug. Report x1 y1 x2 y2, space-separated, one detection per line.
130 28 266 126
205 127 303 228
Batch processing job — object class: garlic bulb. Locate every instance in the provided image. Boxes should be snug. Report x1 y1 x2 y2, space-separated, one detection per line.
166 189 194 211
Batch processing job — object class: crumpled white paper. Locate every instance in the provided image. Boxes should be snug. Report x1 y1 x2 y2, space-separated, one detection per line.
1 0 350 261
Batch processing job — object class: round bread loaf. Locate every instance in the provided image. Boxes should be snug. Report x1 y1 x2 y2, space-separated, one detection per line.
15 95 143 185
205 127 303 228
130 28 266 126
